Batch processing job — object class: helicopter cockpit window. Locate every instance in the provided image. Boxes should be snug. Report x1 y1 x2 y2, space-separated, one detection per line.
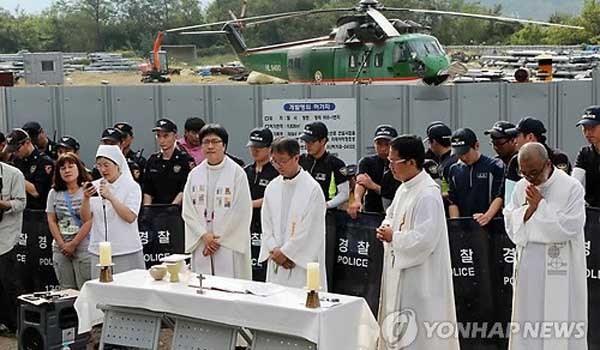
409 40 444 57
374 53 384 67
393 43 410 63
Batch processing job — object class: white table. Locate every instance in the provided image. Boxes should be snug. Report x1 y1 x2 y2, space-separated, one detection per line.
75 270 380 350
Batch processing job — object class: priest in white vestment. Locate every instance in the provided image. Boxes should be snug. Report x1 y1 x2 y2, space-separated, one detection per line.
182 124 252 279
504 142 587 350
259 137 328 290
376 135 459 350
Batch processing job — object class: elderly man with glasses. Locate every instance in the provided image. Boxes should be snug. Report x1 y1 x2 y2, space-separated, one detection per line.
503 142 587 350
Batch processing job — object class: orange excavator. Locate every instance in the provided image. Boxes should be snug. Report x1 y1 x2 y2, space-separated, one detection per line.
142 31 171 83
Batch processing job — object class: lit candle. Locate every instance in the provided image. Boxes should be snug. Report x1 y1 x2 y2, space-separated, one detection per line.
306 263 320 291
99 242 112 266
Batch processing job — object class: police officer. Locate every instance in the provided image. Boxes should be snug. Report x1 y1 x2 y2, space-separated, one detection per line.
573 106 600 207
3 128 54 210
484 121 518 165
505 117 572 182
143 119 194 205
424 121 457 185
348 125 401 218
114 122 147 184
299 121 349 209
22 121 58 160
244 128 278 282
91 128 125 180
100 127 124 146
447 128 505 226
56 135 81 158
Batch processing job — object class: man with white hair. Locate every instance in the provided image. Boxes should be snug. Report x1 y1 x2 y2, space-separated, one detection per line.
503 142 587 350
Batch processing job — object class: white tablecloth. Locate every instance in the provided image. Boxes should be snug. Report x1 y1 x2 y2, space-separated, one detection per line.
74 270 380 350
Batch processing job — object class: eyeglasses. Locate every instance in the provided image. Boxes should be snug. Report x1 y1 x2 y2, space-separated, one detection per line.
272 157 294 166
201 139 223 146
388 157 408 166
489 139 510 147
518 162 549 182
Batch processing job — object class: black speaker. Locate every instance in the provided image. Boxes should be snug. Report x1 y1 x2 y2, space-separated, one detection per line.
17 292 88 350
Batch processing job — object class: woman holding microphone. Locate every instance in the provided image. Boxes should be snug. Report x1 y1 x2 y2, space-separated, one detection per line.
81 145 144 278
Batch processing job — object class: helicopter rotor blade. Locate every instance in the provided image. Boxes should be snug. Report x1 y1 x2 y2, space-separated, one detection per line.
366 8 400 37
243 8 355 28
240 0 248 19
166 8 355 33
381 7 584 30
180 31 229 36
166 11 308 33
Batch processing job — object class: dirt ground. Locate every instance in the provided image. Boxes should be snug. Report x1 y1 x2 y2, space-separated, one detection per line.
15 70 244 87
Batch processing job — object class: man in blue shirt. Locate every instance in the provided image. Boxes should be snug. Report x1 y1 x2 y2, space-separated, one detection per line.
447 128 505 226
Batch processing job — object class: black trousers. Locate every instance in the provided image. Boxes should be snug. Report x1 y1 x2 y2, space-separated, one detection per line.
0 247 25 331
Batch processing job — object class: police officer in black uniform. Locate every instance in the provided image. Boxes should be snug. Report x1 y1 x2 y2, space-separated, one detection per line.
91 127 125 180
348 125 401 218
56 135 81 158
573 106 600 207
22 121 58 160
424 122 457 185
299 121 349 209
484 121 518 166
244 128 278 282
114 122 147 184
143 119 194 206
505 117 572 182
3 128 54 210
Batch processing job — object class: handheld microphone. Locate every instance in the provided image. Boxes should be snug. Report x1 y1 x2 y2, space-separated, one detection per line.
100 179 108 242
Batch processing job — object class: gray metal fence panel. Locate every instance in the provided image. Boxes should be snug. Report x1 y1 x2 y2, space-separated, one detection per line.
5 87 57 134
161 85 209 129
557 80 594 161
0 87 7 132
211 85 258 163
505 82 555 146
359 85 406 158
2 80 597 164
407 85 452 136
308 84 356 99
111 86 160 159
261 85 308 102
455 83 503 158
59 86 109 166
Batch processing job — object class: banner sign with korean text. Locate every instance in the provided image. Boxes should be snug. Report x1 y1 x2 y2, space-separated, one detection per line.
329 210 384 317
138 204 185 269
447 219 495 331
585 207 600 350
15 209 59 293
262 98 357 164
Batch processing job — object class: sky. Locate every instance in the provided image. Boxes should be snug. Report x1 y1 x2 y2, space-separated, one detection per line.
0 0 53 13
0 0 211 13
